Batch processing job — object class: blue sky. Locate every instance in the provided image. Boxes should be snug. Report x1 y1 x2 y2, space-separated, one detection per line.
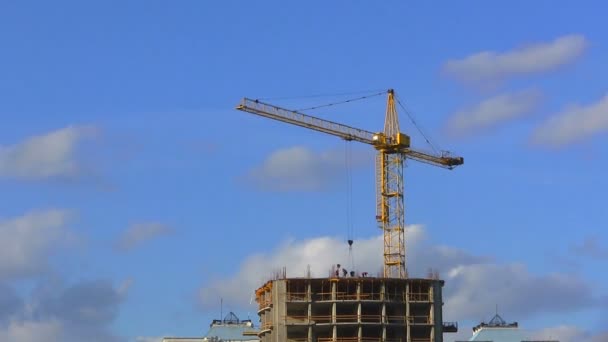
1 1 607 341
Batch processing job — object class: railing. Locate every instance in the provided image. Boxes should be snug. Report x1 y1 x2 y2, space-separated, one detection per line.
360 314 383 323
335 314 360 323
286 292 309 301
257 299 272 311
384 293 406 301
285 314 389 324
335 292 359 300
259 322 273 331
311 292 334 301
358 293 382 300
285 315 333 324
407 293 430 301
386 315 407 324
407 316 431 324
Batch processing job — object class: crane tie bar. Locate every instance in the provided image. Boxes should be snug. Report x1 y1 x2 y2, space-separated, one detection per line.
296 91 386 112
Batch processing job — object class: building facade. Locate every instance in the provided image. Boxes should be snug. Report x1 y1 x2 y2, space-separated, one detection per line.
255 277 456 342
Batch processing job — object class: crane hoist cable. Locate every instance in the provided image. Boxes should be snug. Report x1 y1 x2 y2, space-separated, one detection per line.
344 140 355 271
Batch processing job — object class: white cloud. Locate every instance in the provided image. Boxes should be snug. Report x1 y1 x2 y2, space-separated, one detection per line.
134 337 163 342
198 225 488 309
443 34 587 85
572 235 608 260
198 226 596 326
447 325 608 342
0 319 64 342
447 89 542 136
591 332 608 342
532 326 608 342
0 210 75 280
0 279 127 342
443 263 593 321
532 325 585 342
531 93 608 146
0 125 98 181
0 211 128 342
114 223 173 252
246 146 368 192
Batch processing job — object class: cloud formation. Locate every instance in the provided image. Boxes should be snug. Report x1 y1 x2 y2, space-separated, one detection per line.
0 125 98 181
0 210 75 280
246 146 368 192
0 319 64 342
447 325 608 342
531 93 608 146
0 210 128 341
134 337 163 342
0 279 128 342
196 225 595 324
114 222 173 252
572 236 608 260
443 34 587 85
531 326 608 342
198 229 411 309
447 89 542 136
443 263 593 320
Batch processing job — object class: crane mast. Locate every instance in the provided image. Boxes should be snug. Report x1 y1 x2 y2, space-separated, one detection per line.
236 89 463 279
377 89 407 278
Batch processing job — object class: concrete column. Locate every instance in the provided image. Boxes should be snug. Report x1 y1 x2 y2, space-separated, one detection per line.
332 281 337 340
308 325 312 342
308 296 312 342
273 280 287 342
381 281 387 341
332 281 336 301
432 282 444 342
307 281 311 302
405 281 410 342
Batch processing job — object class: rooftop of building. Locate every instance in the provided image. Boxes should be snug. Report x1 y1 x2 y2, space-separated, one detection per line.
162 312 259 342
204 312 258 341
255 275 445 291
456 314 559 342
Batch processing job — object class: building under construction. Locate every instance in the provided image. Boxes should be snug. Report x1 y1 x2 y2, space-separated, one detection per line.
254 272 457 342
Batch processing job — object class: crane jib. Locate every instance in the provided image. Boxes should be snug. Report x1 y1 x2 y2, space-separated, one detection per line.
237 98 463 169
237 98 377 145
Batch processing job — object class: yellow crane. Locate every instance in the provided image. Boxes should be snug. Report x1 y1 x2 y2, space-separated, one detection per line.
236 89 463 279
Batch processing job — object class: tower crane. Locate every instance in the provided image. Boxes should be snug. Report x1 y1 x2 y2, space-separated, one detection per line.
236 89 463 279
